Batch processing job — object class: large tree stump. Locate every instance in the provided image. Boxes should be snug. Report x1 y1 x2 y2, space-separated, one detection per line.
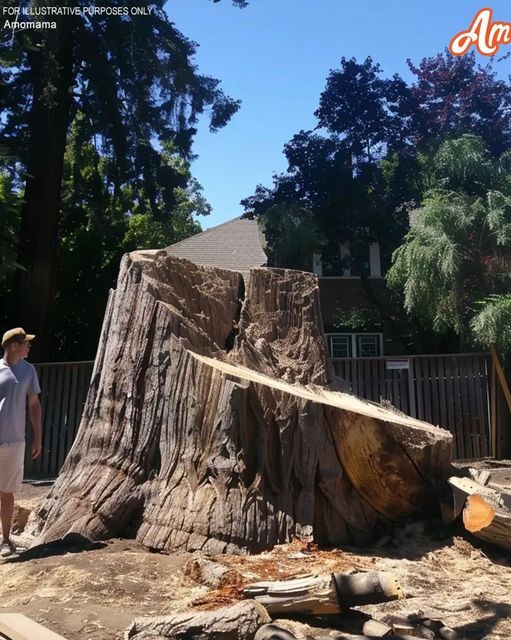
32 251 452 553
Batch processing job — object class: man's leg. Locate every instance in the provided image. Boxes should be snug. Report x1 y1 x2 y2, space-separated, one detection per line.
0 492 14 542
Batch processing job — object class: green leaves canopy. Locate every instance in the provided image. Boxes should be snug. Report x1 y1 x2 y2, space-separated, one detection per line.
387 135 511 352
0 0 243 359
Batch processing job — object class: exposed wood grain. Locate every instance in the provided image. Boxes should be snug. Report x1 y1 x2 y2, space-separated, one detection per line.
125 601 270 640
243 571 403 615
448 476 511 552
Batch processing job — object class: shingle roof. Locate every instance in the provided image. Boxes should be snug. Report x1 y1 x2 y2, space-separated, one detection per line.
165 217 267 278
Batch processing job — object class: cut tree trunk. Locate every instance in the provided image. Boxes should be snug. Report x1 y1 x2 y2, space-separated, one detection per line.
125 601 270 640
448 476 511 552
32 252 452 553
243 571 403 615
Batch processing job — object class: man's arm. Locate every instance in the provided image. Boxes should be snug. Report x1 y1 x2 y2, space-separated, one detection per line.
28 394 42 459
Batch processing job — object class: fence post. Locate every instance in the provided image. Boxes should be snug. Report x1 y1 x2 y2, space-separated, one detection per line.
490 346 511 411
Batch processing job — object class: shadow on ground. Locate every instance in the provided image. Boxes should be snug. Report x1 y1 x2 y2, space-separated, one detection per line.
6 533 106 563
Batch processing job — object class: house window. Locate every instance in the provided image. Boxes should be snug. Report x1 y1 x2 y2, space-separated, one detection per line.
329 335 353 358
356 334 380 357
326 333 382 358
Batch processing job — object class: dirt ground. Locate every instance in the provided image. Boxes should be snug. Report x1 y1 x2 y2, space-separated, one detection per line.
0 484 510 640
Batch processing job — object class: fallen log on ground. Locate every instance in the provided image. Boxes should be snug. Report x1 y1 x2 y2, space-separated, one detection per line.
125 601 271 640
31 252 452 552
243 571 404 615
448 476 511 552
184 555 244 589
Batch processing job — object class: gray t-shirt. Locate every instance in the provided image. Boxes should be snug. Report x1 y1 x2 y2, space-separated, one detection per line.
0 358 41 444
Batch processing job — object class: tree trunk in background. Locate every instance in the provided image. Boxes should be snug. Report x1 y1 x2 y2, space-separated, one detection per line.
17 29 74 362
33 253 452 553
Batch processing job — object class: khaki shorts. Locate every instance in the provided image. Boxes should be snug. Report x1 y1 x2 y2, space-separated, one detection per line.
0 442 25 493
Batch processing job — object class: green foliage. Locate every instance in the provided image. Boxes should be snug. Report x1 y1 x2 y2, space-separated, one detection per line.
431 135 494 194
330 307 377 332
387 194 472 334
0 0 242 359
471 295 511 354
387 135 511 352
315 57 400 162
258 204 319 270
0 168 23 279
51 114 208 360
244 52 511 283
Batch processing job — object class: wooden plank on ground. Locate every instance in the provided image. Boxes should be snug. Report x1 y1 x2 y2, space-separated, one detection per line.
0 613 67 640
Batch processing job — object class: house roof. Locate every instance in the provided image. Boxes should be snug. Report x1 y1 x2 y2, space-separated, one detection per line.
165 217 267 278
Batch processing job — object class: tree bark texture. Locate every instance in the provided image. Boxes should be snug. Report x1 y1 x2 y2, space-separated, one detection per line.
33 252 452 553
125 601 271 640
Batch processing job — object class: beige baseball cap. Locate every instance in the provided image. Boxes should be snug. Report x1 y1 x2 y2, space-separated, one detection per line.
2 327 36 348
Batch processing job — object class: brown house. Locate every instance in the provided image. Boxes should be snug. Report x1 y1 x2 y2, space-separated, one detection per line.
166 217 267 281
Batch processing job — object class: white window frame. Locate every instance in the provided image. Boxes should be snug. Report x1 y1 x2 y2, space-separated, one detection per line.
326 332 383 358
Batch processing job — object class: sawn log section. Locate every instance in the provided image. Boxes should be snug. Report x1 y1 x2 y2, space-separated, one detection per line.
32 252 452 553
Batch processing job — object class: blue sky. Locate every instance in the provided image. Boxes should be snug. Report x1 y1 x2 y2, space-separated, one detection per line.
166 0 511 229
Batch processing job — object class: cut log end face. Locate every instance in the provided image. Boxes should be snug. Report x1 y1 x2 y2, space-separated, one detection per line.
448 475 511 553
33 253 453 553
463 495 496 533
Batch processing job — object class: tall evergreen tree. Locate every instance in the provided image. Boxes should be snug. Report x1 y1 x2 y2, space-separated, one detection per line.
53 113 208 359
387 135 511 351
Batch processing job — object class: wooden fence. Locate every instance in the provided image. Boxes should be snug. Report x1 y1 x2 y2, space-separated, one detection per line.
331 353 492 459
24 352 507 478
25 361 94 478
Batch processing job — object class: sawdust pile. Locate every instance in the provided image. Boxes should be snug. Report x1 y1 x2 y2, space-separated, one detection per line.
1 486 511 640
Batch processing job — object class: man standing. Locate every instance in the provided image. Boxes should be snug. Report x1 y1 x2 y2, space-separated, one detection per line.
0 327 42 557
